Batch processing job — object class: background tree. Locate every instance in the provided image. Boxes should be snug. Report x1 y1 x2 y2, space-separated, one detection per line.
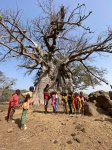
0 0 112 104
71 63 107 90
0 71 16 97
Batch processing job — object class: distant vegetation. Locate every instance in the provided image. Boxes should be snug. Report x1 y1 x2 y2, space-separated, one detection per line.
0 88 28 102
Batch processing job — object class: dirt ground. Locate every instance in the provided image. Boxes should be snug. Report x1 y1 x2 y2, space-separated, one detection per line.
0 104 112 150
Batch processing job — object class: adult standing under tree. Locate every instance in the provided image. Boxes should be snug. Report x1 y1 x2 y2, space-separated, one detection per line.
43 84 50 113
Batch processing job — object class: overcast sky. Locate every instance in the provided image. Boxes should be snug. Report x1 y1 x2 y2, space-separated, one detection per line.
0 0 112 93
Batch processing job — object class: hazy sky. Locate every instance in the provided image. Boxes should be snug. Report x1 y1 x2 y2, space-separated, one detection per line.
0 0 112 93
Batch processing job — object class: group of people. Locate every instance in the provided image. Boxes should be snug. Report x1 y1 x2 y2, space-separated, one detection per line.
43 84 58 113
43 84 86 115
6 84 86 130
61 91 86 115
6 86 34 130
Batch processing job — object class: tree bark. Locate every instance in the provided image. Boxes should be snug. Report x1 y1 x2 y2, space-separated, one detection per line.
33 68 51 105
32 63 73 105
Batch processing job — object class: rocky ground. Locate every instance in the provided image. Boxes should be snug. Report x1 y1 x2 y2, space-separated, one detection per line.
0 104 112 150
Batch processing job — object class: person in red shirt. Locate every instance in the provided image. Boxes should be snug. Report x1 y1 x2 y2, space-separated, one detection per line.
7 89 20 122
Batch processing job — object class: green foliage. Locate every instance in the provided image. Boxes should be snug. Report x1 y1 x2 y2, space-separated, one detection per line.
2 89 13 99
0 88 28 102
72 63 107 90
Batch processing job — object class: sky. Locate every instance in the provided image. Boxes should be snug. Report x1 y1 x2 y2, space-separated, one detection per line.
0 0 112 93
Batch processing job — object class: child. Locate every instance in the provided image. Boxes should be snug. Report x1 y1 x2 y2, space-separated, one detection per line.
72 92 82 116
80 91 86 115
51 91 57 113
55 92 59 111
61 92 68 114
67 91 73 115
21 94 30 130
7 89 20 122
21 86 34 104
20 86 34 130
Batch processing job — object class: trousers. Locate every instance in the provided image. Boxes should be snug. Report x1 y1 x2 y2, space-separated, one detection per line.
21 109 28 125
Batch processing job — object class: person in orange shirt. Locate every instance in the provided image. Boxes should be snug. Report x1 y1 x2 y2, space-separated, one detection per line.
72 92 82 115
20 86 34 130
21 86 34 104
80 91 86 115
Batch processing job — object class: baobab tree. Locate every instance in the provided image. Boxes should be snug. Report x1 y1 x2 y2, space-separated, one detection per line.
0 0 112 104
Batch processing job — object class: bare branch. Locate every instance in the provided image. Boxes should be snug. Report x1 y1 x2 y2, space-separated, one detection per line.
80 60 108 85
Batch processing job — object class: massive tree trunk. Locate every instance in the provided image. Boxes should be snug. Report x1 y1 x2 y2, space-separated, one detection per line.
33 76 48 104
32 64 73 105
33 76 50 105
33 64 51 104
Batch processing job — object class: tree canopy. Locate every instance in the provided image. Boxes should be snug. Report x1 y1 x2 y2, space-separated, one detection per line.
0 0 112 96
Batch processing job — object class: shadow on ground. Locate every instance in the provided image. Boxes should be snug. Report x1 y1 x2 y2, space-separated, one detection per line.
105 118 112 123
15 118 21 128
32 110 66 114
